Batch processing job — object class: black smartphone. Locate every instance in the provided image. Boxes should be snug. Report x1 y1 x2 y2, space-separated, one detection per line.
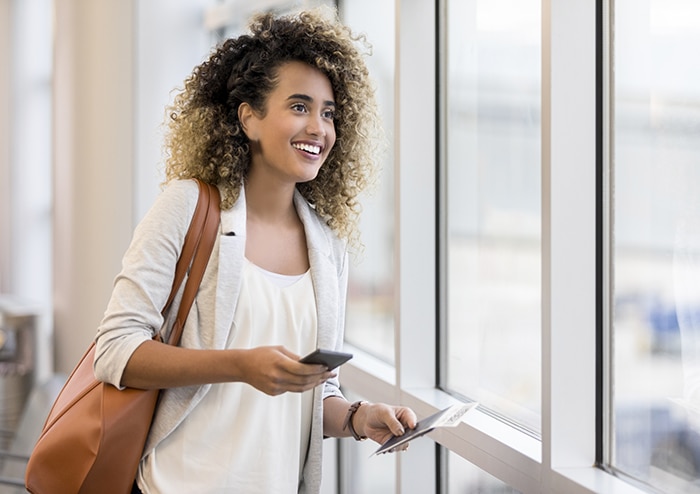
299 348 353 370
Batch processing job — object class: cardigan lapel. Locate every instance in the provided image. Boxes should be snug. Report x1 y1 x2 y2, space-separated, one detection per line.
212 187 247 349
294 190 338 350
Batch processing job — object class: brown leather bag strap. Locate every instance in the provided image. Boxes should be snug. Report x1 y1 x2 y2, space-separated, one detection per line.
167 180 221 346
161 179 212 316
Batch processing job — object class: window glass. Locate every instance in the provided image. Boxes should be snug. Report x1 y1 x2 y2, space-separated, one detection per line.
6 0 53 379
215 0 335 39
447 450 521 493
611 1 700 491
340 0 396 364
443 0 541 432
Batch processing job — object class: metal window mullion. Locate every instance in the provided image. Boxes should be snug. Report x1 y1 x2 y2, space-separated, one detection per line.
599 0 616 471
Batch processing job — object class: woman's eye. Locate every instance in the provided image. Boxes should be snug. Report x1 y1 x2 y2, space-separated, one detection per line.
322 109 336 120
291 103 307 112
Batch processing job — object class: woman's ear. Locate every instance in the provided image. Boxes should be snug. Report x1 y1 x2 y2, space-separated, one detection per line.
238 102 258 141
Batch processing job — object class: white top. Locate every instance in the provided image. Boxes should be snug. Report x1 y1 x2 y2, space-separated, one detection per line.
138 259 317 493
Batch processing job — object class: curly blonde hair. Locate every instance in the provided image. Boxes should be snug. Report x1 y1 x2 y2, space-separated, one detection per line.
163 8 381 245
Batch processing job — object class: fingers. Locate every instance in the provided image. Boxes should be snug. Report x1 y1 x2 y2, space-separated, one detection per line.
362 404 406 440
396 406 418 430
386 411 407 437
378 405 415 436
388 443 410 454
241 346 336 396
275 349 337 393
269 363 335 393
257 370 332 396
359 403 421 450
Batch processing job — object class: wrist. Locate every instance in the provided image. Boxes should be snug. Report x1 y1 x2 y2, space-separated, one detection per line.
226 348 253 384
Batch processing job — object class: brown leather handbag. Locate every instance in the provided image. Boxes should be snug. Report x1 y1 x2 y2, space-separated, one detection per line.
25 179 220 494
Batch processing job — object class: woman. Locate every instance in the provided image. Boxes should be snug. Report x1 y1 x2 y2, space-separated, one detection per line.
94 8 416 494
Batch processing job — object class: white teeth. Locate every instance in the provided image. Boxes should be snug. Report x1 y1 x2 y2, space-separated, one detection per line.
293 143 321 155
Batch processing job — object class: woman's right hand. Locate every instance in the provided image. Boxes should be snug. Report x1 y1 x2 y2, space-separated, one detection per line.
237 345 335 396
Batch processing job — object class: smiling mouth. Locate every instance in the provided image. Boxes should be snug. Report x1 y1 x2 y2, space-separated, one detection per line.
292 143 322 156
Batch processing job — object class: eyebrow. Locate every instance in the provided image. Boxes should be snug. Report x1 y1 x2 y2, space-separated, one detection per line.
287 93 336 108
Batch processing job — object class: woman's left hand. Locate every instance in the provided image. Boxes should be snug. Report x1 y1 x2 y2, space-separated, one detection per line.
355 403 417 447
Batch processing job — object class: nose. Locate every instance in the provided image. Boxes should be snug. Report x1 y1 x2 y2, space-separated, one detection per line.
306 115 327 137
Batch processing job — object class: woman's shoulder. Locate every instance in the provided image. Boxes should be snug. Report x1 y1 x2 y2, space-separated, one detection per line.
134 179 202 239
152 179 201 214
161 178 201 199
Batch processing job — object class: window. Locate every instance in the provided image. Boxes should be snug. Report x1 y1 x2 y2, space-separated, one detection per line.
447 449 521 493
443 0 542 433
608 1 700 491
341 0 396 364
136 0 213 222
1 0 53 379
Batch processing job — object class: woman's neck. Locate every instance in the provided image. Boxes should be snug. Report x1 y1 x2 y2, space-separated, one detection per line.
243 175 309 275
244 177 297 225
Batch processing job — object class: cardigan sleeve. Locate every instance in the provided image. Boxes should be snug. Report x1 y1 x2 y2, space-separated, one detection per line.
93 180 200 388
322 246 349 400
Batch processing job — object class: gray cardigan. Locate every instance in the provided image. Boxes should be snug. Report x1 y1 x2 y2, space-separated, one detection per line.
94 179 348 493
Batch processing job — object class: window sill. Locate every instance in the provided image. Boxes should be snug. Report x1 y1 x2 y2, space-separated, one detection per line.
342 345 542 490
341 345 653 494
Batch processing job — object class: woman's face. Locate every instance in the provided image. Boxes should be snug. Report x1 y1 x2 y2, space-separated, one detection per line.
241 61 337 186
